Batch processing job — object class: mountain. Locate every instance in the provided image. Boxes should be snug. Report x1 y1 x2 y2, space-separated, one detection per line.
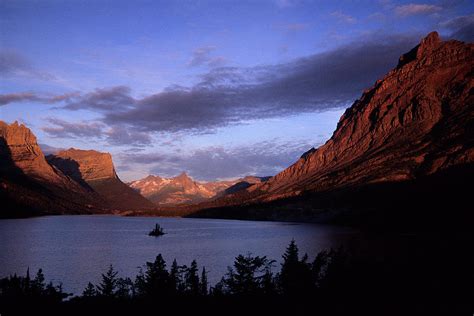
0 121 105 217
129 172 238 205
220 176 271 196
189 32 474 226
48 148 155 211
129 173 270 206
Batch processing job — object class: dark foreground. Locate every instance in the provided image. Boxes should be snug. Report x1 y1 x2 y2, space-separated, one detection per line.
1 233 473 315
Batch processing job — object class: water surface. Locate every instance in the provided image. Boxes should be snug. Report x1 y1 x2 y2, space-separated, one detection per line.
0 215 357 295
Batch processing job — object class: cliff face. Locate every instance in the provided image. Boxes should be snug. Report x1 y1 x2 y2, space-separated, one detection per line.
0 121 105 217
252 32 473 201
48 149 154 211
0 122 68 183
189 32 474 224
47 148 117 183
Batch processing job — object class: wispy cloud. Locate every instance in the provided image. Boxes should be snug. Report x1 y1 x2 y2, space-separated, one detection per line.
188 46 227 68
41 117 151 146
119 139 316 181
440 14 474 42
395 3 442 17
331 11 357 24
0 49 56 81
0 92 78 106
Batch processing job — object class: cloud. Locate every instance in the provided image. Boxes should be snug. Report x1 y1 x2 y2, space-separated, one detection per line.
63 86 134 111
105 126 152 146
440 14 474 42
0 92 78 106
100 32 419 134
41 117 151 146
0 49 55 80
188 46 227 68
331 11 357 24
38 143 65 155
119 139 316 181
5 32 423 135
395 3 442 17
42 118 105 139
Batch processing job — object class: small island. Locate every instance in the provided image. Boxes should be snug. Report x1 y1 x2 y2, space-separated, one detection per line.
148 223 165 237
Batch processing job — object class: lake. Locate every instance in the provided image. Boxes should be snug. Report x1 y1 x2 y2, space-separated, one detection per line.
0 215 357 295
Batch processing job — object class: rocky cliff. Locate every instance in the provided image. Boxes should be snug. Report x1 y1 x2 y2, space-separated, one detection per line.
0 121 105 217
48 149 154 211
189 32 474 225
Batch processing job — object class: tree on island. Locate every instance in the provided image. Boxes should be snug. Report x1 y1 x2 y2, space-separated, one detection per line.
148 223 165 237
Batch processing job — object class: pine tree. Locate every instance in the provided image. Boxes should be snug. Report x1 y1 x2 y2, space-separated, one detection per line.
144 254 170 296
97 265 119 297
279 240 314 295
32 269 45 294
199 267 208 296
82 282 97 297
185 260 200 295
170 259 183 294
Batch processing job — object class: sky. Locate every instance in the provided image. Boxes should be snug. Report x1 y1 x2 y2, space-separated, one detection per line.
1 0 473 182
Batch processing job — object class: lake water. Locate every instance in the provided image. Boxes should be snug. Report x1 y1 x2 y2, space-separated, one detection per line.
0 215 357 295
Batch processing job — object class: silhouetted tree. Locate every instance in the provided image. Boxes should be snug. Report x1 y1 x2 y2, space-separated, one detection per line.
278 240 314 295
116 277 133 299
133 268 146 297
218 253 275 295
31 269 45 294
312 250 329 287
97 265 119 297
144 254 171 296
199 267 208 296
82 282 97 297
184 260 200 295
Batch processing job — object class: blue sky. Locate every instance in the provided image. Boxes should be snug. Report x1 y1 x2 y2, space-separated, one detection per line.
1 0 473 181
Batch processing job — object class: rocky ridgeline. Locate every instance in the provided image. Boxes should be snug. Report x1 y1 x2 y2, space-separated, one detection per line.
251 32 473 201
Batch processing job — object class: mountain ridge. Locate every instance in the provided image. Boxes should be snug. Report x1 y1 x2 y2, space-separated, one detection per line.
186 32 474 225
129 173 269 206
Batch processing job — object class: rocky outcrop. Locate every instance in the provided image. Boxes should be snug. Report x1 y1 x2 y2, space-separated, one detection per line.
189 32 474 224
48 149 154 211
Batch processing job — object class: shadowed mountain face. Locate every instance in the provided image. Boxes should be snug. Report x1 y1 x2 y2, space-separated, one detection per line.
48 149 155 211
129 173 269 206
0 121 106 217
189 32 474 226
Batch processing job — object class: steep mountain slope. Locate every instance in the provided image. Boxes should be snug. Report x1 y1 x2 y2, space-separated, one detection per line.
129 172 243 205
48 149 155 211
0 121 105 217
253 32 473 199
189 32 474 225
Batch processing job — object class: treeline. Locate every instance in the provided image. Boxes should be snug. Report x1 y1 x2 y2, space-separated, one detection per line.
1 238 473 314
0 241 350 311
76 240 341 299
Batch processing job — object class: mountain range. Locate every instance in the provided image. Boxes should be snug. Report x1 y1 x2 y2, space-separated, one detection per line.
129 174 269 206
1 32 473 226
